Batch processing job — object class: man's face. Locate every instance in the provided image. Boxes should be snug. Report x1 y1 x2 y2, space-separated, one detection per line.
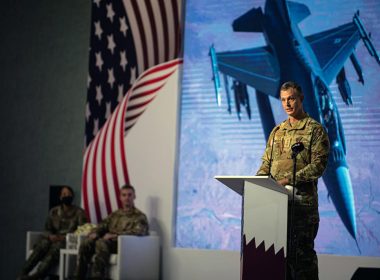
280 89 304 118
120 188 135 208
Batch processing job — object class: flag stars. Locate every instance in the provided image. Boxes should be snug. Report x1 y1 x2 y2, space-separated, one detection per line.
93 118 99 136
106 3 115 22
95 52 104 71
119 17 129 37
93 0 101 8
85 102 91 122
108 68 115 89
94 21 103 40
107 34 116 54
120 51 128 71
95 85 103 105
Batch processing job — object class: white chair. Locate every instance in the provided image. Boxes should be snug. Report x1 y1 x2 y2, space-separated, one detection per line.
62 232 160 280
26 231 43 259
107 232 160 280
28 231 160 280
26 231 60 277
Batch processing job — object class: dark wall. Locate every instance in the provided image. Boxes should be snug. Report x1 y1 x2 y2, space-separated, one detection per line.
0 0 90 278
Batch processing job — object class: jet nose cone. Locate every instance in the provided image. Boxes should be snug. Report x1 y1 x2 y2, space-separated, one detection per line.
323 166 357 239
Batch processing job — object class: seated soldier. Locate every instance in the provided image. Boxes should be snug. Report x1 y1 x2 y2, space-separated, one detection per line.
76 184 149 280
18 186 87 280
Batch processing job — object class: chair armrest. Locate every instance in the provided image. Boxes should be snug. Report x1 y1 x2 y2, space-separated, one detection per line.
117 235 160 280
26 231 44 258
66 233 87 250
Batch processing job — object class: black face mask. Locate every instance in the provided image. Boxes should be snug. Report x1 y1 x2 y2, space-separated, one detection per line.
61 196 74 206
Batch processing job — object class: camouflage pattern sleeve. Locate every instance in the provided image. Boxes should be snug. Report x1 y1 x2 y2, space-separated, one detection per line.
121 213 149 236
285 125 330 183
44 209 55 235
93 213 112 236
77 208 88 226
256 127 278 175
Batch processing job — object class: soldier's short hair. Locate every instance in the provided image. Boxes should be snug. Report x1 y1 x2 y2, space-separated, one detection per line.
280 81 303 97
121 184 135 193
61 185 75 197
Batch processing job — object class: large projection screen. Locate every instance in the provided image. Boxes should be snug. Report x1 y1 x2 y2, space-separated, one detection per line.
175 0 380 257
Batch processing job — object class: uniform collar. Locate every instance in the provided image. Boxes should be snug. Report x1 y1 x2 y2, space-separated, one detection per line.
281 113 309 131
57 204 75 216
120 206 136 213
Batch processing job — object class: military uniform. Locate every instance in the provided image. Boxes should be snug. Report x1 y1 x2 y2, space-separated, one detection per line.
21 205 87 279
257 113 329 280
76 207 149 279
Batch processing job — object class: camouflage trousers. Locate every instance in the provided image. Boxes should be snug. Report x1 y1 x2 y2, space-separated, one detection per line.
76 238 117 279
287 205 319 280
21 237 64 278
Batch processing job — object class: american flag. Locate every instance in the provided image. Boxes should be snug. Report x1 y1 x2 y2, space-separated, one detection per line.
83 0 183 223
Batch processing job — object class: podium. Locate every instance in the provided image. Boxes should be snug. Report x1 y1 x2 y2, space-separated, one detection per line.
215 176 288 280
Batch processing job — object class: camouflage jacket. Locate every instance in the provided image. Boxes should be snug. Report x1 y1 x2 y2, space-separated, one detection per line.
94 207 149 236
45 205 87 235
256 113 329 213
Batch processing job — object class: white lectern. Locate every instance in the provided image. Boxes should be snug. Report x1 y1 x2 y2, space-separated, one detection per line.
215 176 288 280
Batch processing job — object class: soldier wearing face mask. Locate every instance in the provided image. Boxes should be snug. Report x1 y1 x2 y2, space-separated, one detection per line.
18 186 87 280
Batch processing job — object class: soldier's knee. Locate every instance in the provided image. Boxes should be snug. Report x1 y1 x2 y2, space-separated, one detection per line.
78 238 95 256
95 239 109 253
34 238 51 251
50 241 64 252
41 251 60 265
82 237 94 246
80 238 94 249
295 228 316 248
297 264 318 280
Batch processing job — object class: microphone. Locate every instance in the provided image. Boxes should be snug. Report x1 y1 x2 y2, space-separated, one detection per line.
291 142 304 158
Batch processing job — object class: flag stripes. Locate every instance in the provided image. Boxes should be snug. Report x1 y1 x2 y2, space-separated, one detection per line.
83 58 182 222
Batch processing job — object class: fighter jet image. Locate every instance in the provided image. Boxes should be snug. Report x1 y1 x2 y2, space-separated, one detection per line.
209 0 380 241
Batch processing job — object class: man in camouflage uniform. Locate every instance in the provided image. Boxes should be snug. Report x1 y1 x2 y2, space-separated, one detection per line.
76 185 149 280
18 186 87 280
256 81 330 280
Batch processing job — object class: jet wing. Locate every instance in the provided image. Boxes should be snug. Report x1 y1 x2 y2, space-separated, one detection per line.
216 46 280 97
306 22 360 85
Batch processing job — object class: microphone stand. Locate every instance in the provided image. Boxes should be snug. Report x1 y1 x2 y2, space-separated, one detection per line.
289 151 298 280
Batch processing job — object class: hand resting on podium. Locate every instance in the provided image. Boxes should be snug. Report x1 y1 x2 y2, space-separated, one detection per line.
275 177 301 201
284 185 302 201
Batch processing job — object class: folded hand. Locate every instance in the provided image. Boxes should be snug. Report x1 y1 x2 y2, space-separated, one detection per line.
103 233 118 240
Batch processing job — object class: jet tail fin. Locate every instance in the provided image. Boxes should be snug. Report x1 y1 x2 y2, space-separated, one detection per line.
286 1 311 24
232 7 264 32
